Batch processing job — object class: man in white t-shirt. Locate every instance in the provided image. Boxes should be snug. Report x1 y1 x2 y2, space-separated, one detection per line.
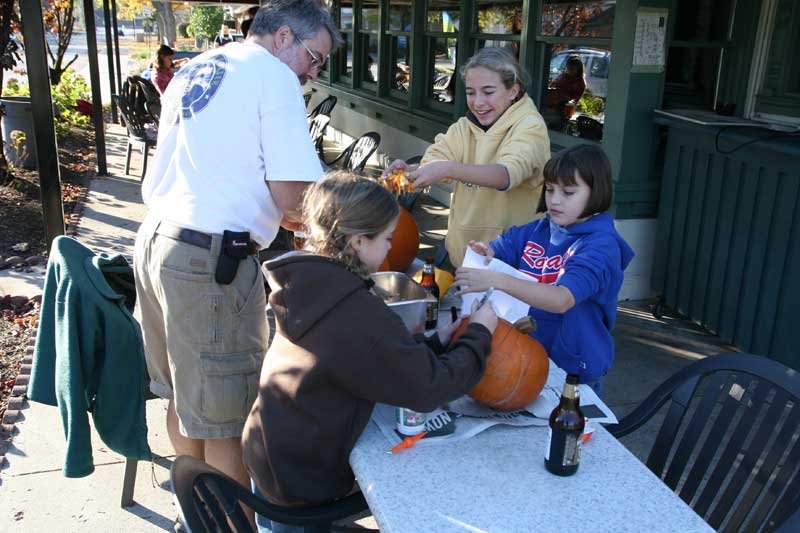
133 0 342 501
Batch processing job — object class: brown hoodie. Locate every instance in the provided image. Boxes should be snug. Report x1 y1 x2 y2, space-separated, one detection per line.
242 252 491 506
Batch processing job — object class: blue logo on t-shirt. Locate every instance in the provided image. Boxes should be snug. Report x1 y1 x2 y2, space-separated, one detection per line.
175 54 227 119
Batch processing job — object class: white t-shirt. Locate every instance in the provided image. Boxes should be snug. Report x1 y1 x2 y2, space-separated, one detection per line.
142 41 322 247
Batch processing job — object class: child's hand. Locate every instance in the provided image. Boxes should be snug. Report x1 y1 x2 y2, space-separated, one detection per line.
469 298 498 334
382 159 408 177
436 315 464 345
454 267 501 295
468 241 494 265
408 161 450 189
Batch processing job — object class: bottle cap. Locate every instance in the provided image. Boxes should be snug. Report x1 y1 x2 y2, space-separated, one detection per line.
566 373 580 385
425 256 434 264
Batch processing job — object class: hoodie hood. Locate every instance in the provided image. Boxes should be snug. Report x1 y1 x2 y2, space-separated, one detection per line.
464 95 539 138
550 213 635 271
265 252 371 341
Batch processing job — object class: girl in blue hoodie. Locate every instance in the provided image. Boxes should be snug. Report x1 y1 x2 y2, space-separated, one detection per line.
454 144 634 395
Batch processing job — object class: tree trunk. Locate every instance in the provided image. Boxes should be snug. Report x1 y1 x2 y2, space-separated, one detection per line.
0 0 16 185
153 2 176 46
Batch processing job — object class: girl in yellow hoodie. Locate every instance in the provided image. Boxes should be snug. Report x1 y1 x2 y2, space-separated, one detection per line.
384 47 550 268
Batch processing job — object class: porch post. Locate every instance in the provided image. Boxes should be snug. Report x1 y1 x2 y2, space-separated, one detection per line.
18 0 65 248
112 0 123 99
82 0 108 175
103 0 118 123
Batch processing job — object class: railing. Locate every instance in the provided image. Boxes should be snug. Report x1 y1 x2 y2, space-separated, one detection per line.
652 116 800 370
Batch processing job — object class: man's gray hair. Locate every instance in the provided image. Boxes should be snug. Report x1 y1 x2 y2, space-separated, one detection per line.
249 0 343 50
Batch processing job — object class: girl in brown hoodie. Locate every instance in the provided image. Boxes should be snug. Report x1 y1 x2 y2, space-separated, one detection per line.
242 172 497 532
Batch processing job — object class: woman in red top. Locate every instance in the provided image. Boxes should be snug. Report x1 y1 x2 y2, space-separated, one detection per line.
151 45 175 95
552 55 587 104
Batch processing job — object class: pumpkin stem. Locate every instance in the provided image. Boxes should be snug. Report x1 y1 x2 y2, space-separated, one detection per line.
512 316 537 334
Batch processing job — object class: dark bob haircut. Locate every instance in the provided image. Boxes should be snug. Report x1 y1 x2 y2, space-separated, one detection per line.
536 144 613 218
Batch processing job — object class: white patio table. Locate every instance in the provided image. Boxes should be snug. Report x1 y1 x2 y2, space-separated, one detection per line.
350 412 713 533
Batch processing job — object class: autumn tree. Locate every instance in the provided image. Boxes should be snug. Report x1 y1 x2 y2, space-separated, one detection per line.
114 0 151 21
43 0 78 86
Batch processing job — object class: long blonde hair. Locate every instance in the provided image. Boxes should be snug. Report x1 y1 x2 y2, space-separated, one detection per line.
302 171 399 279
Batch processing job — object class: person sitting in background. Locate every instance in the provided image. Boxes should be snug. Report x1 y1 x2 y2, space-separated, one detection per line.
551 55 587 105
150 44 175 95
213 24 235 47
241 6 259 38
545 54 586 129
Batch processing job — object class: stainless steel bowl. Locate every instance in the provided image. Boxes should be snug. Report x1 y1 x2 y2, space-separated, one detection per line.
370 272 429 334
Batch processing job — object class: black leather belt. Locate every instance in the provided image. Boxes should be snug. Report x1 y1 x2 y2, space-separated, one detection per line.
155 222 259 255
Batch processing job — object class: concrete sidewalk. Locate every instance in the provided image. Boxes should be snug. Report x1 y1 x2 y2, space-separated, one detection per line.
0 125 736 531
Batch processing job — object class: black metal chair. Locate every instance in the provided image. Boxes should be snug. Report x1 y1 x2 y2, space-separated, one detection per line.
609 352 800 532
130 75 161 123
324 132 380 174
308 114 331 158
575 114 603 141
112 94 157 180
308 95 337 120
171 455 376 532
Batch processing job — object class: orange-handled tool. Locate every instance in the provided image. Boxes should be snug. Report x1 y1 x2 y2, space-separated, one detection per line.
390 431 427 453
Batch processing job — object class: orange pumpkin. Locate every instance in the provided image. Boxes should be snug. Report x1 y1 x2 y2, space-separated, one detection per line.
451 318 549 411
379 206 419 273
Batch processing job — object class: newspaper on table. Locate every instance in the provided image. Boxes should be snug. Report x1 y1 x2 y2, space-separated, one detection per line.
372 361 618 449
459 246 532 323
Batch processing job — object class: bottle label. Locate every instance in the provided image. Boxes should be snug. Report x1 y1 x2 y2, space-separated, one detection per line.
545 427 552 461
546 427 581 467
563 432 581 467
426 299 439 323
396 407 426 435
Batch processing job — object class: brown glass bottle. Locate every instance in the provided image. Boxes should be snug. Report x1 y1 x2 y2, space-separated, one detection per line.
545 373 585 476
420 257 439 330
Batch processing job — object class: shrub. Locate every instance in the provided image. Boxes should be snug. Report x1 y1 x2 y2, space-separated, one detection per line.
4 68 90 136
577 88 605 117
187 6 224 41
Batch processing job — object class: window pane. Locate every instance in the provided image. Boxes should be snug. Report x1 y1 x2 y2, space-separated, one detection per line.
340 32 353 78
362 33 379 85
391 35 411 92
361 0 380 31
673 0 733 41
389 2 413 31
428 1 461 32
541 44 610 141
476 1 523 35
339 0 353 30
540 1 616 38
664 47 720 109
430 37 458 103
476 39 520 58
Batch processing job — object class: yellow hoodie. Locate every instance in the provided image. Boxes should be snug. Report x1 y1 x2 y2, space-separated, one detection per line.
422 96 550 267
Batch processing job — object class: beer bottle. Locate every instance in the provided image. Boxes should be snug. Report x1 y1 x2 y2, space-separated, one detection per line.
545 373 585 476
420 257 439 330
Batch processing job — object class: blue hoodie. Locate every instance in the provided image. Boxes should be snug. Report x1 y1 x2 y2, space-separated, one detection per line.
490 213 634 382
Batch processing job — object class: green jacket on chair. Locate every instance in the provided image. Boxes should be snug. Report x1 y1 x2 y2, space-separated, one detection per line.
29 236 151 478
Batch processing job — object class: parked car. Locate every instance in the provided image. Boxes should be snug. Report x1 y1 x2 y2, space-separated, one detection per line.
548 48 610 99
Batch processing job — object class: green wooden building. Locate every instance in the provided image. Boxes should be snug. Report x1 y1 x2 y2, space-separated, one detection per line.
309 0 800 368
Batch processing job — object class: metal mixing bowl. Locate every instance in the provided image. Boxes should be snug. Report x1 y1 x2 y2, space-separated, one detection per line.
370 272 429 334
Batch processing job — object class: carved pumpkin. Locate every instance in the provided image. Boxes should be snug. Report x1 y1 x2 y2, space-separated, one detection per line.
451 318 549 411
379 206 419 273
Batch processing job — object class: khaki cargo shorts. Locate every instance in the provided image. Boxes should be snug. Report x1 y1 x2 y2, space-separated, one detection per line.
134 214 268 439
